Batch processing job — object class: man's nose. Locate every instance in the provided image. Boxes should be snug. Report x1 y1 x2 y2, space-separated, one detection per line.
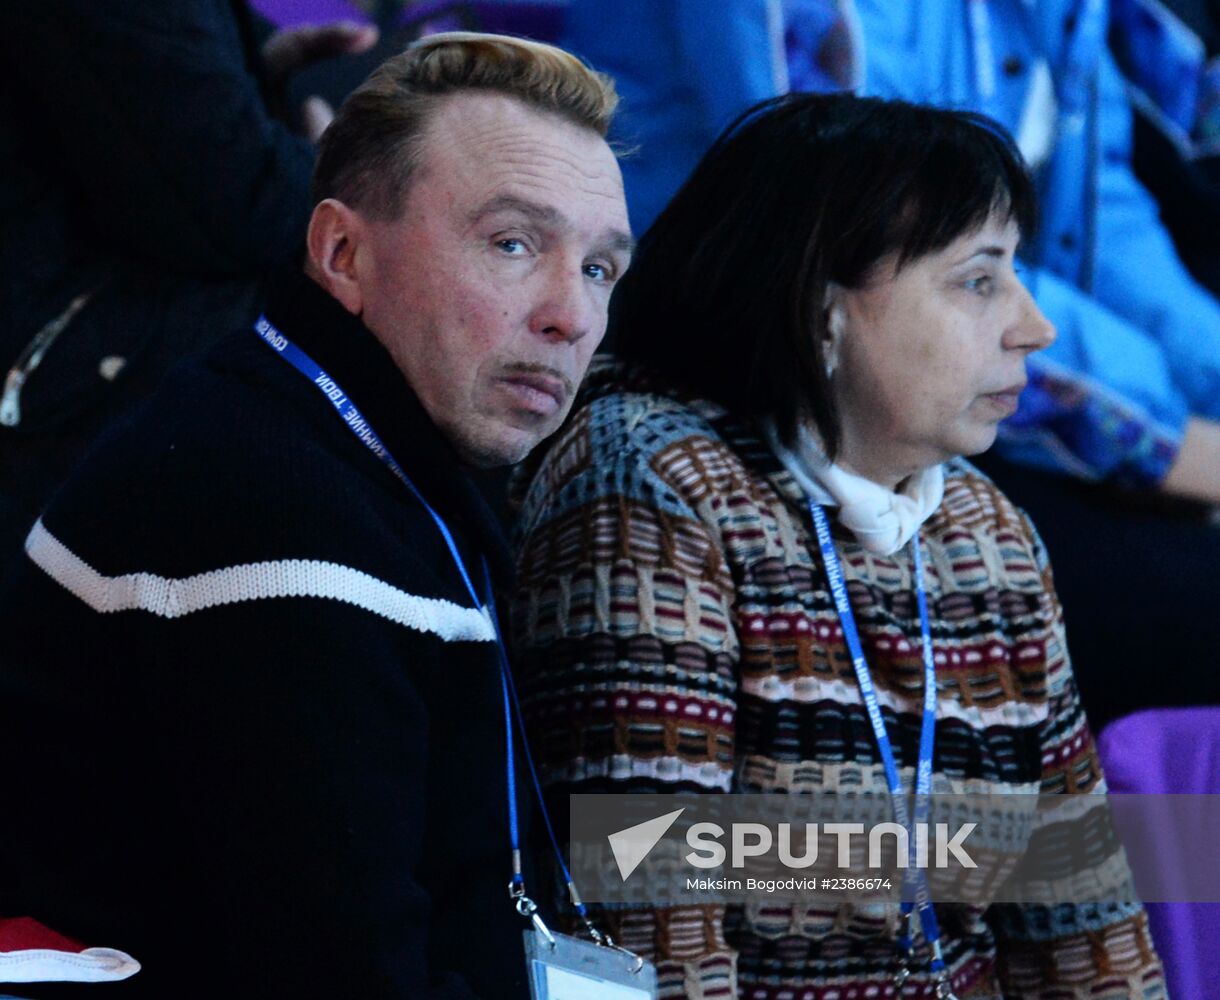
528 260 599 344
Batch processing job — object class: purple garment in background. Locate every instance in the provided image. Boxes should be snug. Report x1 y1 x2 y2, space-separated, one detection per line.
460 1 565 41
1098 709 1220 998
253 1 566 42
250 0 372 28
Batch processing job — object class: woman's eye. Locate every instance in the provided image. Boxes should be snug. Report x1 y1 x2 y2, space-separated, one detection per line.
965 274 994 295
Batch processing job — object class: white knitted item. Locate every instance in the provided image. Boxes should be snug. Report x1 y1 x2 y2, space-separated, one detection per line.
25 519 495 643
0 945 139 984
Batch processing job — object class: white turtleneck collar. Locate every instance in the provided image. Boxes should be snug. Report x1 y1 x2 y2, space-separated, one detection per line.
763 420 945 556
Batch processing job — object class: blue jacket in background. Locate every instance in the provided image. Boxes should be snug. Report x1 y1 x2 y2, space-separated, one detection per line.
854 0 1220 485
563 0 786 234
563 0 1220 486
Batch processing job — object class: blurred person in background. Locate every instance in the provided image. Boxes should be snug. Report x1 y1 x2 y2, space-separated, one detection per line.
1109 0 1220 297
851 0 1220 726
0 1 377 575
561 0 1220 728
560 0 787 233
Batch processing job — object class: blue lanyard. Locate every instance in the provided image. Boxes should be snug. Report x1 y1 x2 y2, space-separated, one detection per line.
808 502 952 991
253 316 600 937
254 316 480 607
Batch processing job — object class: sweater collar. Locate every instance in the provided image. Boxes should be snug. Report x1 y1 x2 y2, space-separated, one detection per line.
567 358 945 556
261 271 513 584
763 420 944 556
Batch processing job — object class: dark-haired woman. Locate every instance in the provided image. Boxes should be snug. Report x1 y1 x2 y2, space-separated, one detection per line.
511 94 1165 999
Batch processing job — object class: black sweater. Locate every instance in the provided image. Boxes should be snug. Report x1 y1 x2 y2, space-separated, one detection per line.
0 274 529 998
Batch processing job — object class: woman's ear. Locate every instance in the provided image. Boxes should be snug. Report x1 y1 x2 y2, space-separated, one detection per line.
823 283 848 379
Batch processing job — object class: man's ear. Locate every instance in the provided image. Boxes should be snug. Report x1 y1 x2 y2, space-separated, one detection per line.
306 199 365 315
822 283 848 379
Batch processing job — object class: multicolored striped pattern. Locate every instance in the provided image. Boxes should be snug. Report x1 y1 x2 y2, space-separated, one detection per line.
511 360 1165 999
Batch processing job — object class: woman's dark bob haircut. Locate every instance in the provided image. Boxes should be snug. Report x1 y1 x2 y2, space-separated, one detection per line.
610 92 1037 458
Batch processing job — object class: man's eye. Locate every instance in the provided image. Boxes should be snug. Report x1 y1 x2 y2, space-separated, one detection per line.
495 238 529 255
583 261 612 282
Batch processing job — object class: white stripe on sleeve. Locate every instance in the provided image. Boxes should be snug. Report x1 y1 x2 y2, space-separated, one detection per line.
25 519 495 643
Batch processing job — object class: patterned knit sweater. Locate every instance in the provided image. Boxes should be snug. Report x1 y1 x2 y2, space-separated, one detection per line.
510 360 1165 1000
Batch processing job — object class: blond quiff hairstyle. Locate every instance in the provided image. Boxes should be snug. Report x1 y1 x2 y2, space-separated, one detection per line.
312 32 619 219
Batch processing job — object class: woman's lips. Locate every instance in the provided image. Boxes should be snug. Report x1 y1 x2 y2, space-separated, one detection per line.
980 383 1026 417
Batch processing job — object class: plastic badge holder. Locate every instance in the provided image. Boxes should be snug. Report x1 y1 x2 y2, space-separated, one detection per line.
524 930 656 1000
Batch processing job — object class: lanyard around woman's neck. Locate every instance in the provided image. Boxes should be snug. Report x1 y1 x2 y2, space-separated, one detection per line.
808 502 957 998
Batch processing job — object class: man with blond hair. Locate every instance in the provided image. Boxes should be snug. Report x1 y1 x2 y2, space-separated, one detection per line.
0 33 631 998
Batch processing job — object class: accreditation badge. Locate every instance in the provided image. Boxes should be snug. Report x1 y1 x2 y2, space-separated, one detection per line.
524 929 657 1000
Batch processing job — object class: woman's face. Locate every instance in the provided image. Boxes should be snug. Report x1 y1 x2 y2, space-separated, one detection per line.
829 213 1054 487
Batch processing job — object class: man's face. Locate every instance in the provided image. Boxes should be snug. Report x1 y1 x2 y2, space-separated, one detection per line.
354 92 632 466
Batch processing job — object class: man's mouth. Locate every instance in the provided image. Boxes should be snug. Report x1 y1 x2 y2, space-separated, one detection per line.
497 371 569 416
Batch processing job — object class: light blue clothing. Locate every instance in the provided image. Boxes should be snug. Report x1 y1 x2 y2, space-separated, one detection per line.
562 0 786 234
565 0 1220 485
854 0 1220 483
